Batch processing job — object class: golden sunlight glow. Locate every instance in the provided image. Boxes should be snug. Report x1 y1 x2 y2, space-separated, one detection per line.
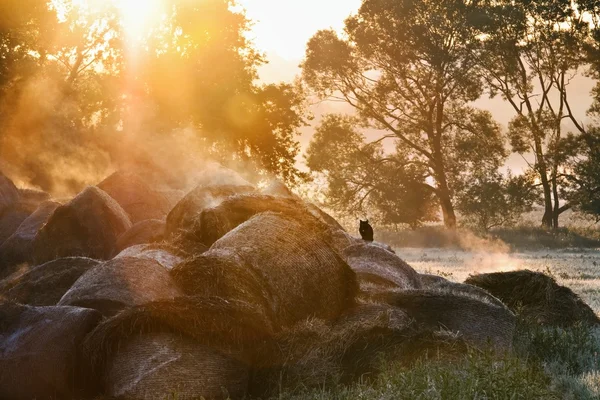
114 0 164 42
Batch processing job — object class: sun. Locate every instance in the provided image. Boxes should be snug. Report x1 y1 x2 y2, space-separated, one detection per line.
114 0 165 41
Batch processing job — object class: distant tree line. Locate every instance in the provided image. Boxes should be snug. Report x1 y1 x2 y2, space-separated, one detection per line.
303 0 600 231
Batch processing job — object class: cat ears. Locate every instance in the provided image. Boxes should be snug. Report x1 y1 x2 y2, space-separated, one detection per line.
360 219 369 223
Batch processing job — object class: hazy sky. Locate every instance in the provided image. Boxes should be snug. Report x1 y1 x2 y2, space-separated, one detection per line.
237 0 362 60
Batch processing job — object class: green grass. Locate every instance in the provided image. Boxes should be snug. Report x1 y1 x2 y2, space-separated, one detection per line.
261 322 600 400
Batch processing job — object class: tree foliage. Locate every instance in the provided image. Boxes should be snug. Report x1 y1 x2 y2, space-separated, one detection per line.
306 114 439 228
456 170 540 232
302 0 506 228
475 0 593 228
0 0 307 195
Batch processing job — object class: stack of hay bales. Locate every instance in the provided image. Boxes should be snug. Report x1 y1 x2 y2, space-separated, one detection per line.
466 270 600 327
33 186 132 264
1 167 597 399
0 302 101 399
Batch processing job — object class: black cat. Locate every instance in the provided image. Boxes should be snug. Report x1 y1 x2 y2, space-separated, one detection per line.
359 220 374 242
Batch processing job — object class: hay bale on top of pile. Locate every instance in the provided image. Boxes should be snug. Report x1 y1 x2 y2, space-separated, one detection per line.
33 186 132 264
115 219 165 252
342 242 421 294
98 171 173 223
115 244 183 270
378 288 516 351
173 213 358 327
59 256 182 316
0 172 19 214
0 201 60 275
165 184 255 239
185 194 338 248
0 257 99 306
0 302 101 400
84 297 273 400
465 270 600 327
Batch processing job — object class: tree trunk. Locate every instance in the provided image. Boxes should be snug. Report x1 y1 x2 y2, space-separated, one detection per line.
438 184 457 229
552 174 560 229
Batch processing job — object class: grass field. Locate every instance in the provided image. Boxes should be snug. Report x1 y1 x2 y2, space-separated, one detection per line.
270 247 600 400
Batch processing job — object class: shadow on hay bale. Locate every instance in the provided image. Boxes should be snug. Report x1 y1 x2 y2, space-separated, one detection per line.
115 219 166 253
0 302 102 400
183 194 338 248
83 297 273 400
59 257 183 317
376 288 516 351
465 270 600 327
98 171 173 223
341 243 422 294
248 303 470 398
0 257 99 306
165 184 255 240
0 201 60 276
172 213 358 327
33 187 132 264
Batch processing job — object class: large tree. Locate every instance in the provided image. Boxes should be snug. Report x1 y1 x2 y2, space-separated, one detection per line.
302 0 506 228
475 0 594 228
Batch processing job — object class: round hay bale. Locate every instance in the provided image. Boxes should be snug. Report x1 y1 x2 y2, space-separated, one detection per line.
465 270 600 327
174 213 358 327
16 188 51 214
84 297 273 399
58 257 183 316
0 204 30 245
342 243 421 294
186 194 337 248
0 302 102 399
115 244 183 270
116 219 165 252
380 289 516 351
98 171 173 223
0 173 19 214
165 184 255 239
33 186 132 264
105 333 249 400
0 201 60 275
0 257 99 306
172 249 275 322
